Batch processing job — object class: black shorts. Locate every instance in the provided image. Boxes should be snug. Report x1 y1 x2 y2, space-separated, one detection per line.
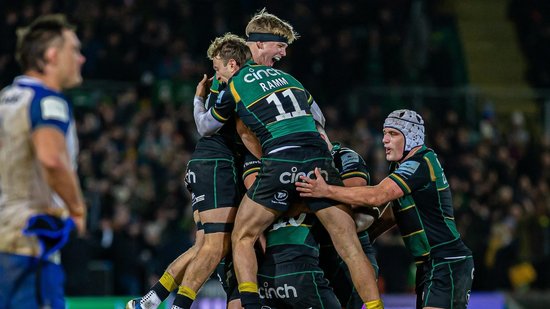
258 261 340 309
416 256 474 309
247 147 343 212
185 158 241 212
319 231 378 309
241 150 261 181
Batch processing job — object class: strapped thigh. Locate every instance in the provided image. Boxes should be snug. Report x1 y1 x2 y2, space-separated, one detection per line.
196 221 204 231
203 222 234 234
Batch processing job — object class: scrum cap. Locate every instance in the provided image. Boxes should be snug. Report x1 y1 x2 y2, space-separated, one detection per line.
383 109 425 152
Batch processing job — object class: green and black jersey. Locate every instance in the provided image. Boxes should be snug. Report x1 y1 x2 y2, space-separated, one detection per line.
317 143 371 247
264 213 320 265
331 143 370 184
388 146 472 262
213 60 325 153
192 78 237 158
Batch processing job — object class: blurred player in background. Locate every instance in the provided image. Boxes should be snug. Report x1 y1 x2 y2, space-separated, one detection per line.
297 109 475 309
0 14 87 309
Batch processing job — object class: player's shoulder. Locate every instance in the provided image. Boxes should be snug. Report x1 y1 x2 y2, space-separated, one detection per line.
407 146 433 166
23 82 71 125
2 77 68 110
392 149 430 178
332 143 365 162
16 76 62 97
337 145 360 157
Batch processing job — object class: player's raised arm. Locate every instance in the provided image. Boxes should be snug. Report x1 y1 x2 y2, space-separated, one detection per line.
193 74 224 136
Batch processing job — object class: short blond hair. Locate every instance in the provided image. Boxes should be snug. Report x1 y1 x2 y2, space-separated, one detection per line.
245 8 299 44
207 33 251 65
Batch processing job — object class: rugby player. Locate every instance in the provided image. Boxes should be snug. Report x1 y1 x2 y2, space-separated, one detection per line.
297 109 475 309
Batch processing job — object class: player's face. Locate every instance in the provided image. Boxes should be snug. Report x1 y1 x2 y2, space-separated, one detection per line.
213 57 233 83
57 30 85 89
256 41 287 67
382 127 405 162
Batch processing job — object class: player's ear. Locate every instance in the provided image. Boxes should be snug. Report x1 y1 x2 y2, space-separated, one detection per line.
44 46 58 66
229 59 238 71
256 41 263 49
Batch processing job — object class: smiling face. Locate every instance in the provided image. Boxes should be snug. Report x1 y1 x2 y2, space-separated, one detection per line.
382 127 405 162
254 41 288 67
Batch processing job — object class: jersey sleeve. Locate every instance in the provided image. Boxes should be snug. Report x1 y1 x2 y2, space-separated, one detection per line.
210 74 220 93
388 158 430 194
193 83 236 136
209 87 235 123
29 95 71 134
304 89 326 128
336 147 370 184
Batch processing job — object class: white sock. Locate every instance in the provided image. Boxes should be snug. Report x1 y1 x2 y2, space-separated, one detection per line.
140 290 162 309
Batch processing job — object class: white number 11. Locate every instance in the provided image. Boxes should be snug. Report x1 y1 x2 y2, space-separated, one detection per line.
267 89 307 121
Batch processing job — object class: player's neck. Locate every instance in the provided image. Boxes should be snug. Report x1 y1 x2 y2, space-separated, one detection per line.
400 145 422 163
25 70 62 92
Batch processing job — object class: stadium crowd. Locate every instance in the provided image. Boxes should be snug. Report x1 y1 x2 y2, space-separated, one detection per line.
0 0 549 298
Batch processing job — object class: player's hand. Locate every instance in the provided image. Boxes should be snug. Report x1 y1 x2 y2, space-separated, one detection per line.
195 74 213 98
71 213 87 237
296 167 330 198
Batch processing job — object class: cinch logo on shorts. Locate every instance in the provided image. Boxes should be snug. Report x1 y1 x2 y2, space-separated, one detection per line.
185 170 196 184
279 167 329 184
259 282 298 299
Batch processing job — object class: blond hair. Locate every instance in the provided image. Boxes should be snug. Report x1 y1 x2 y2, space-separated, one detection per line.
207 33 251 65
245 8 299 44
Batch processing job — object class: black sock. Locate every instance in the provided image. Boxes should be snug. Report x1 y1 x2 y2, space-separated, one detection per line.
240 291 261 309
171 294 194 309
150 281 171 301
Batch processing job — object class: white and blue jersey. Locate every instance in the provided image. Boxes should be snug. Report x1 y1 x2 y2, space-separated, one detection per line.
0 76 78 257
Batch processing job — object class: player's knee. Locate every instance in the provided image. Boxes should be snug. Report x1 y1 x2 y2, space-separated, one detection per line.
231 227 256 248
200 240 229 261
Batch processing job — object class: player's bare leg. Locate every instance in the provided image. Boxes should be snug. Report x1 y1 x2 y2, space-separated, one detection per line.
231 195 279 309
171 207 237 308
228 299 243 309
127 211 204 309
166 230 205 283
315 204 383 308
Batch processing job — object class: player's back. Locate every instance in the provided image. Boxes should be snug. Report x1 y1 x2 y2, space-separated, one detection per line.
0 76 76 256
228 62 324 153
264 213 320 265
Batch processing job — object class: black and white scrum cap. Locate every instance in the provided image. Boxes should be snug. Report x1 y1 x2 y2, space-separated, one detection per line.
383 109 425 151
